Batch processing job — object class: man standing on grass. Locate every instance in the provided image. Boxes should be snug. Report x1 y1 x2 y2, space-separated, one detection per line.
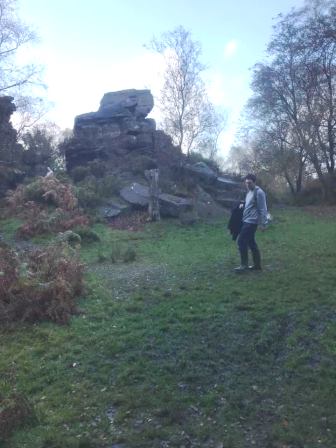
235 174 268 273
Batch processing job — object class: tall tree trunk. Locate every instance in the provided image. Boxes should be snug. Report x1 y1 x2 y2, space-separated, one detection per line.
284 170 296 196
295 158 305 194
311 156 330 201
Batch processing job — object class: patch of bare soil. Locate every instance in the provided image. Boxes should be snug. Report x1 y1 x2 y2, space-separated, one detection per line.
89 261 173 301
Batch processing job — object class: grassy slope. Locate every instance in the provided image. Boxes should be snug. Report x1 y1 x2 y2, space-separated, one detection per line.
1 208 336 448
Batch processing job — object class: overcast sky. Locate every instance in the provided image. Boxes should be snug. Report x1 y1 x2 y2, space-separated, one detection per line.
18 0 305 156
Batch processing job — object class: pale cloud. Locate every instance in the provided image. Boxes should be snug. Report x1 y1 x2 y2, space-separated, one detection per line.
224 40 238 58
15 45 166 129
46 50 165 129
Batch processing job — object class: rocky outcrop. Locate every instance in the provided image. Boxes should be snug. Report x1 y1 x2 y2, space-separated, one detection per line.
63 89 243 221
65 89 159 171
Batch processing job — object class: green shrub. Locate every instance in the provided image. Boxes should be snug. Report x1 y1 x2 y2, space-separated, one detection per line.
71 166 91 183
88 159 107 178
129 155 157 175
76 187 101 208
96 250 108 263
75 177 102 208
73 226 101 243
98 174 122 197
56 230 81 247
75 175 122 209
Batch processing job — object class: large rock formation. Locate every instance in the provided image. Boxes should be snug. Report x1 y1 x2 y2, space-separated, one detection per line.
63 89 243 220
65 89 160 171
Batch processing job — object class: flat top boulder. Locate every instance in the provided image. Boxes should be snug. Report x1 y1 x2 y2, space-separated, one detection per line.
120 182 150 206
99 89 154 118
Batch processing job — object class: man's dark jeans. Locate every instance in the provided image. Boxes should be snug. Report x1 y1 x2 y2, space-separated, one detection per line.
237 222 261 268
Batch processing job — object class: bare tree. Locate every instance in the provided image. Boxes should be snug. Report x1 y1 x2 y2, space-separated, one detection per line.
13 95 49 136
0 0 47 137
0 0 39 93
149 26 223 156
197 110 226 161
239 0 336 199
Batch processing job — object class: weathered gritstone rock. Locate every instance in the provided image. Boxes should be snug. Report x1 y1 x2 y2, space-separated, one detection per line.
99 89 154 118
120 182 150 207
74 89 155 140
159 193 193 217
97 198 132 220
65 90 158 171
119 182 193 217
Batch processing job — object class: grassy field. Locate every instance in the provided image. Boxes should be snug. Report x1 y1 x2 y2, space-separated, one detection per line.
1 208 336 447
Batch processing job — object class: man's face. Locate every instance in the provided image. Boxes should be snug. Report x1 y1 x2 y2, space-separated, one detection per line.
245 179 255 190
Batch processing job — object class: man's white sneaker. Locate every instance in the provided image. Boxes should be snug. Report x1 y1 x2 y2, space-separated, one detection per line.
234 265 248 273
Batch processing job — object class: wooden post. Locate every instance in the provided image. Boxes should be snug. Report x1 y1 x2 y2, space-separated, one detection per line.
145 168 160 221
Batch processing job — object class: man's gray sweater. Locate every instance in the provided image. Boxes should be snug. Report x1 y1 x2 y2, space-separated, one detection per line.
243 186 268 226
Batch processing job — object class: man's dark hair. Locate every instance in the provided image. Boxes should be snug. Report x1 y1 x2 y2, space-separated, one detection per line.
245 173 256 182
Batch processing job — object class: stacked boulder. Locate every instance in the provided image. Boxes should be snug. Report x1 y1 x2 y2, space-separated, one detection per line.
65 89 159 170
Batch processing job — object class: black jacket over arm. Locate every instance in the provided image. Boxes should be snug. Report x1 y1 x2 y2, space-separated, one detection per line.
228 201 244 241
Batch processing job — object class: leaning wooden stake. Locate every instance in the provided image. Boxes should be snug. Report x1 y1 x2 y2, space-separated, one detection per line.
145 168 160 221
